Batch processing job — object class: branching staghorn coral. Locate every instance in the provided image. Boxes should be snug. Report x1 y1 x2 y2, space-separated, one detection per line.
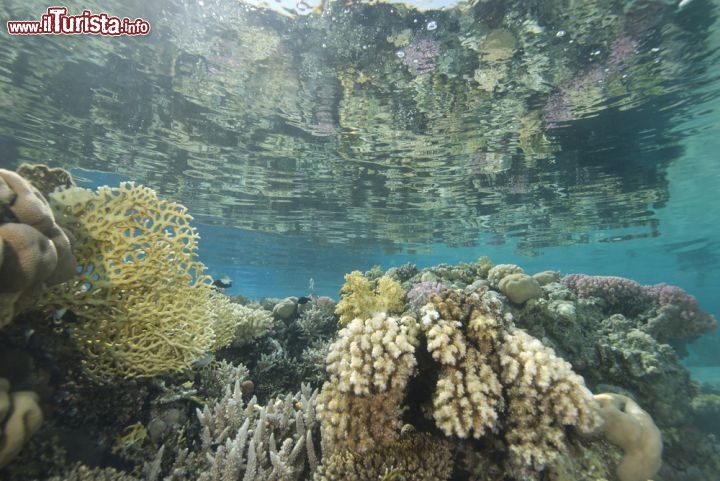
158 379 320 481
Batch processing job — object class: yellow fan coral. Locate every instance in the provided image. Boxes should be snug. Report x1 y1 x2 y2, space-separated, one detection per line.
42 182 218 380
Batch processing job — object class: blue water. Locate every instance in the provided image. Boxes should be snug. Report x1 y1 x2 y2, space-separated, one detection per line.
3 2 720 480
9 0 720 365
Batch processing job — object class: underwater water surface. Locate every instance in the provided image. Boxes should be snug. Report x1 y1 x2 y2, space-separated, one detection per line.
2 0 720 480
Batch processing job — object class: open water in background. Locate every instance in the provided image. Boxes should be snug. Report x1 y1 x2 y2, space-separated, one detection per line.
1 0 720 365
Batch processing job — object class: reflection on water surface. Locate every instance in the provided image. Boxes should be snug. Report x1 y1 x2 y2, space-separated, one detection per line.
0 0 718 256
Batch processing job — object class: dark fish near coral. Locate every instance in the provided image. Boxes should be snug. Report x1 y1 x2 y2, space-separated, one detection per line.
298 296 311 304
212 275 233 289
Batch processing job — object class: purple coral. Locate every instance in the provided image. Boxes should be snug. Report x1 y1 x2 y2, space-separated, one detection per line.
643 283 717 340
562 274 717 342
398 35 440 76
407 281 446 306
561 274 650 314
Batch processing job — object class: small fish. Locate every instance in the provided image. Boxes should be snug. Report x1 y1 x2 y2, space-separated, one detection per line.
298 296 311 305
212 275 233 289
53 308 78 323
53 308 67 322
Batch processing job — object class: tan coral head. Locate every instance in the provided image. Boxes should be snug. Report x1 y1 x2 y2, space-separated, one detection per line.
593 393 662 481
0 378 44 469
0 168 76 326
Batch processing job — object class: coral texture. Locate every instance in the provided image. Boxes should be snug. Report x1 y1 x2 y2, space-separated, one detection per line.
33 463 140 481
0 378 43 469
317 284 601 477
334 271 405 326
593 393 662 481
487 263 524 288
643 283 717 341
499 329 600 472
160 378 320 481
317 312 417 453
313 432 453 481
209 292 273 351
561 274 651 314
42 183 220 379
562 274 717 341
0 168 75 327
497 272 542 304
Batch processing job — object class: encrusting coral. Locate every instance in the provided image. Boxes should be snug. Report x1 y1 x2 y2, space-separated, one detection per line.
0 168 76 327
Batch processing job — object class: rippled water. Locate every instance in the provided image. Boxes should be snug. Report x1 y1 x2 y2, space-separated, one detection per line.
1 0 719 303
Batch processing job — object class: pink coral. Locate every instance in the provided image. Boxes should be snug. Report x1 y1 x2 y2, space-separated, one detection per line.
562 274 716 342
407 281 446 306
399 35 440 76
643 283 717 340
561 274 650 314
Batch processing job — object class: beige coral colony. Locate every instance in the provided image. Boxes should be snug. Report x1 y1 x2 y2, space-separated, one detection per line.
0 165 674 480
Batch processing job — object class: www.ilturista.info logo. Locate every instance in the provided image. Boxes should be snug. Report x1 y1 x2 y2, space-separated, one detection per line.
7 6 150 35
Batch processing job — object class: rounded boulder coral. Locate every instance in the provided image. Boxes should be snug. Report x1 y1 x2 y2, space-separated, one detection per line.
0 168 75 326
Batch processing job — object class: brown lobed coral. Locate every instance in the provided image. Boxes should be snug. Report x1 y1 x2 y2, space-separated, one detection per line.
0 167 76 327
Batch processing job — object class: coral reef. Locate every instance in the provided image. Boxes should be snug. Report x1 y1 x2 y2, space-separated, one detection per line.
561 274 652 315
562 274 717 344
209 292 274 351
317 281 602 479
497 273 542 304
158 378 320 481
2 246 718 481
34 463 140 481
643 283 717 342
487 264 542 304
313 432 453 481
406 280 446 306
316 312 417 453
